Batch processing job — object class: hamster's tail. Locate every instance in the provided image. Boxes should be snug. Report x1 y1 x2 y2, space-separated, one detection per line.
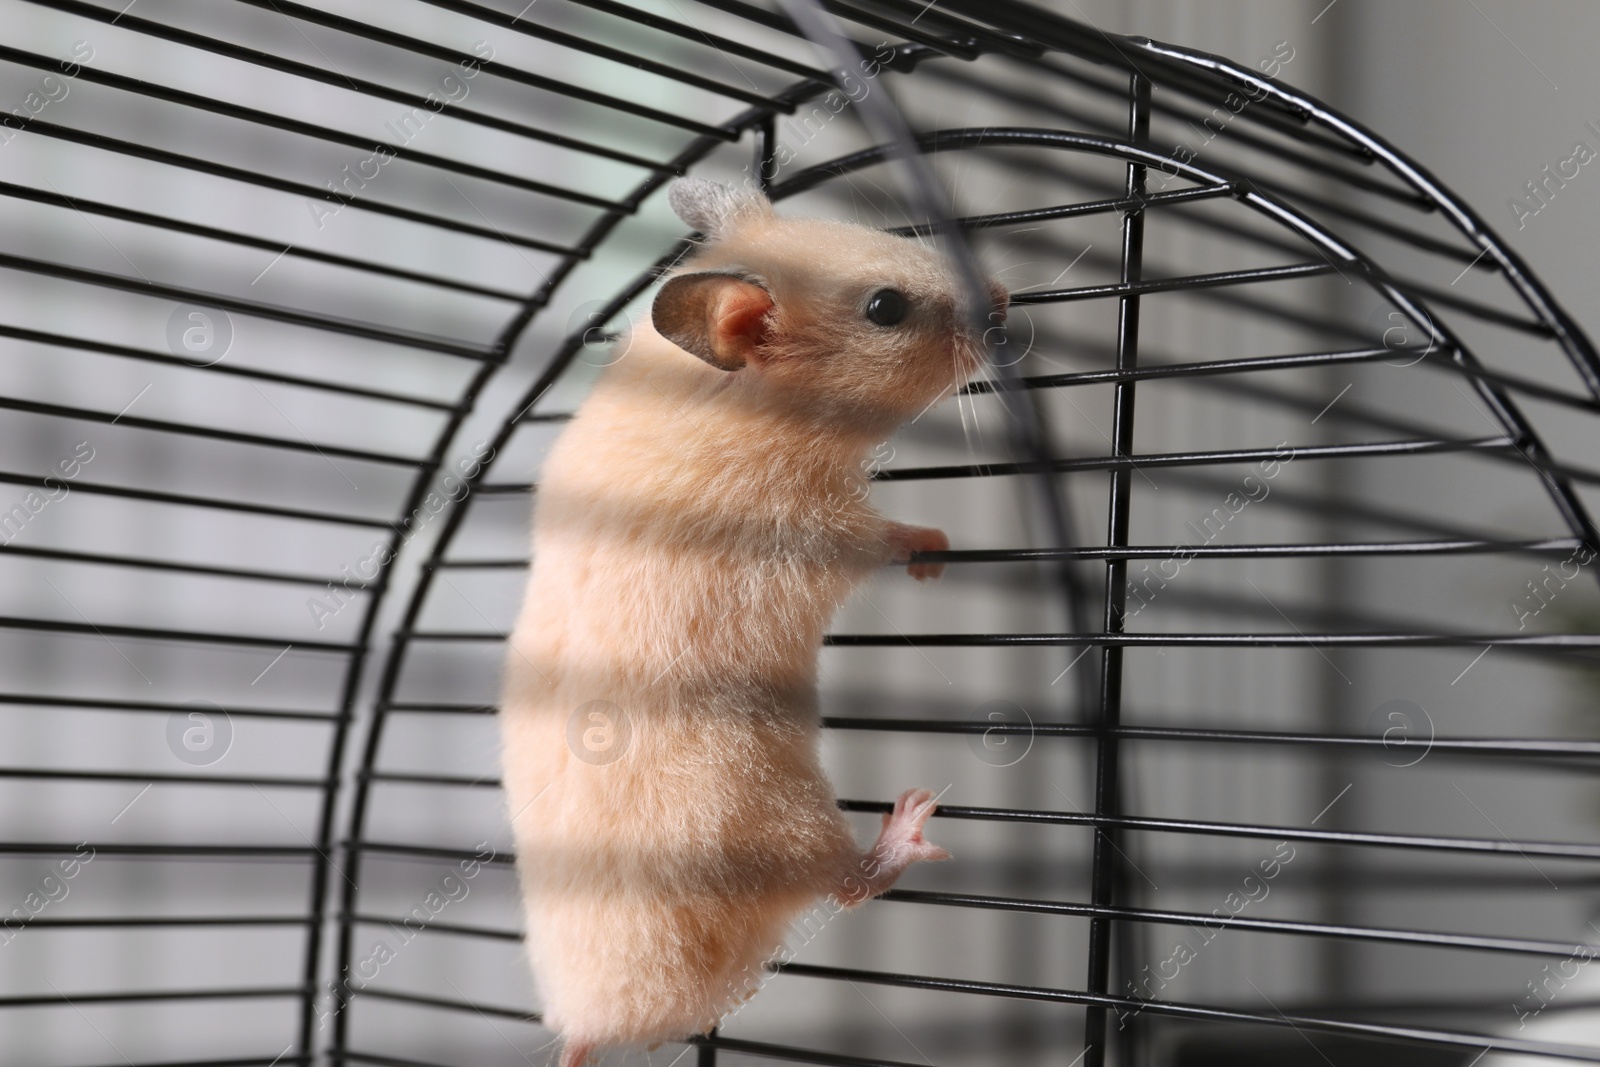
559 1039 594 1067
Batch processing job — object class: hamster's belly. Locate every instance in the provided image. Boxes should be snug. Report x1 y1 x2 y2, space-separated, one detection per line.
500 506 863 1041
500 680 851 895
499 685 852 1044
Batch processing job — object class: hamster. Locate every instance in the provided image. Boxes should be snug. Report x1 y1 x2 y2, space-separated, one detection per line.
499 177 1008 1067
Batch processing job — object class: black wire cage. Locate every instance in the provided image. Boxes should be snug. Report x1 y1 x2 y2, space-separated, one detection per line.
2 1 1599 1066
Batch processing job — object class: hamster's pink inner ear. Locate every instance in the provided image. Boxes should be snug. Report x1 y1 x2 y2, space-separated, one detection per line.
652 272 774 372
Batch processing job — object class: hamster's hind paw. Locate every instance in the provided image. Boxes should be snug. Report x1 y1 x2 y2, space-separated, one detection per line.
880 787 952 863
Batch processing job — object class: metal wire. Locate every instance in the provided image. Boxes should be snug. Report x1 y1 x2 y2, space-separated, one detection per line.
0 1 1597 1066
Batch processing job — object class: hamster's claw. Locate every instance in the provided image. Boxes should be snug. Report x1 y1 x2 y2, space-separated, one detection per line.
882 787 952 863
840 787 952 907
887 523 949 581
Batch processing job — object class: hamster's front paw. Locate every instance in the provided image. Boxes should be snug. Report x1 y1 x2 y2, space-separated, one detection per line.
886 523 949 581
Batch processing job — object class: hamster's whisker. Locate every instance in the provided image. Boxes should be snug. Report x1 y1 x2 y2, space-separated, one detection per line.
978 162 1020 216
955 378 980 458
968 380 989 453
533 1034 564 1066
840 173 893 225
945 155 969 228
993 260 1043 281
854 172 898 214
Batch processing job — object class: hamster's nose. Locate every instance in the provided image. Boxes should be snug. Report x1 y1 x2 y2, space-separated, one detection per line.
988 280 1010 320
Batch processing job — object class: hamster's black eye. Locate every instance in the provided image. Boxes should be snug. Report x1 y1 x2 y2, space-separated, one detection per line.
865 288 907 327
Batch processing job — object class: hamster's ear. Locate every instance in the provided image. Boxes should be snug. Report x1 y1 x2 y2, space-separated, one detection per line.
668 177 773 238
652 271 774 372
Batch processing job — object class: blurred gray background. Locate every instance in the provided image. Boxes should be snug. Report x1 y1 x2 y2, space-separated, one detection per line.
0 2 1597 1066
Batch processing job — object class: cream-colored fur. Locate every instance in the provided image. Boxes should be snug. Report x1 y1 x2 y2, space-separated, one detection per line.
500 179 994 1063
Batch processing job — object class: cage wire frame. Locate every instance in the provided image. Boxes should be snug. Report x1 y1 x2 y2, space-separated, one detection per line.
343 6 1600 1067
1 0 1599 1066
